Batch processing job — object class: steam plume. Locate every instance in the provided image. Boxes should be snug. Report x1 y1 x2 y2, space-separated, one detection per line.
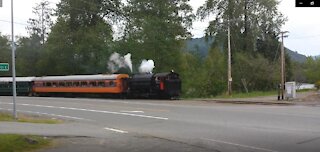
108 52 132 73
124 53 132 72
139 59 155 73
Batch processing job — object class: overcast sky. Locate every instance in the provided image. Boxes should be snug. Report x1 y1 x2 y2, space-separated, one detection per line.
0 0 319 56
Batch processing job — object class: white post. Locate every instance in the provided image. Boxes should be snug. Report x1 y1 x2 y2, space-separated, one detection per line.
227 22 232 95
11 0 17 119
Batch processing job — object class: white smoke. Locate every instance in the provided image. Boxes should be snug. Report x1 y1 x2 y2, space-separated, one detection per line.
139 59 155 73
108 52 132 73
124 53 132 72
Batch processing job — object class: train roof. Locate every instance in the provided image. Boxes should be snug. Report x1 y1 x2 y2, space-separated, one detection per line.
131 73 153 79
154 72 179 77
33 74 128 81
0 77 36 82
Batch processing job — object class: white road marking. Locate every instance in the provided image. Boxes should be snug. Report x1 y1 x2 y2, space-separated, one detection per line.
202 138 278 152
104 127 128 134
120 110 144 113
0 102 168 120
0 108 91 121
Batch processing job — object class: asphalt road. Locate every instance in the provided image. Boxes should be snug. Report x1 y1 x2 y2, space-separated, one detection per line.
1 96 320 152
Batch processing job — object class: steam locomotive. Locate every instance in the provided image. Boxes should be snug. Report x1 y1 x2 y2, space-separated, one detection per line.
0 71 181 99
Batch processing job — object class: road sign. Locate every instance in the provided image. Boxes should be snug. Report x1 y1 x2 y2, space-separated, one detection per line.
0 63 9 71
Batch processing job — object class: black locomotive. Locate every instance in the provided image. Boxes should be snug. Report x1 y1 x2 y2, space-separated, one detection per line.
128 71 181 99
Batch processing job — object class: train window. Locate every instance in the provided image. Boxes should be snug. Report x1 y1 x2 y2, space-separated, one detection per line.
45 82 52 87
66 82 72 87
98 81 105 87
109 81 115 87
35 82 41 87
73 82 80 86
89 81 96 87
59 82 65 87
81 81 87 87
52 82 58 87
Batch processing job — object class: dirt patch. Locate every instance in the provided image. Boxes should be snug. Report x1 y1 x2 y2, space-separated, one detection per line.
295 91 320 106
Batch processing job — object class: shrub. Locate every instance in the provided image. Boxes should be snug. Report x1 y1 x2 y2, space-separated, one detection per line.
315 81 320 90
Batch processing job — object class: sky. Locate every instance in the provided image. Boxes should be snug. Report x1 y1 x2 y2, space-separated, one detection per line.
0 0 319 56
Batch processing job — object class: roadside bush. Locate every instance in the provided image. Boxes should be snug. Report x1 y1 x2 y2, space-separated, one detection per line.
315 81 320 90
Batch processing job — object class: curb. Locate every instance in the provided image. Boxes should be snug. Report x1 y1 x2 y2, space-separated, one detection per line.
196 99 296 105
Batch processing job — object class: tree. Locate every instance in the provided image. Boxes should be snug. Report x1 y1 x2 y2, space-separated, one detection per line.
44 0 122 75
0 33 11 76
15 35 42 76
27 0 53 45
201 47 227 96
197 0 287 93
179 47 227 97
232 53 279 91
304 57 320 83
197 0 286 55
118 0 195 73
179 52 203 97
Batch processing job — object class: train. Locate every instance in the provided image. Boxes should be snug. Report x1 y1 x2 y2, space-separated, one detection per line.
0 71 181 99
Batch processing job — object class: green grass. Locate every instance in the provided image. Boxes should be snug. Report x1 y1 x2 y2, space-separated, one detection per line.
296 88 316 92
0 134 51 152
215 90 277 99
0 112 62 124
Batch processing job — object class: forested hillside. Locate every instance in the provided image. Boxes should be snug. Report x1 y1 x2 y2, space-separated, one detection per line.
185 37 307 63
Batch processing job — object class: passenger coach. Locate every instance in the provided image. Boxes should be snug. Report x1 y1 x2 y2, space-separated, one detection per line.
32 74 129 96
0 77 35 96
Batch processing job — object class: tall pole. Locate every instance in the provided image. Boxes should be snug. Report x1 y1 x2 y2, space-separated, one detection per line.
227 22 232 95
41 2 45 44
11 0 17 119
280 31 288 100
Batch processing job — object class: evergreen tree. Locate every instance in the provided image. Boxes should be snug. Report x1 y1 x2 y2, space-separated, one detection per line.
15 35 42 76
118 0 194 72
44 0 122 75
0 33 11 76
26 0 53 45
197 0 286 55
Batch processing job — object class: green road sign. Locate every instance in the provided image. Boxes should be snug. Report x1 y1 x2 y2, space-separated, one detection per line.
0 63 9 71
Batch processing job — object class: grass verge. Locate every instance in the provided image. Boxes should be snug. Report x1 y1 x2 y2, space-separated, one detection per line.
0 134 51 152
215 91 277 99
0 112 62 124
296 88 316 92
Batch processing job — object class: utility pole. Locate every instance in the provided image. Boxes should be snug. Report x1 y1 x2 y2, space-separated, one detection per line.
11 0 17 119
280 31 288 100
227 21 232 95
41 2 44 44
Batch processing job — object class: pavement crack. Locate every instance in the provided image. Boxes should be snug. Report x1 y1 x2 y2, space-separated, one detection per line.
297 136 320 144
134 134 221 152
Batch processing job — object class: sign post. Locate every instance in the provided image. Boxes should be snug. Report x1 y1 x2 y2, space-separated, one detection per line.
0 63 9 71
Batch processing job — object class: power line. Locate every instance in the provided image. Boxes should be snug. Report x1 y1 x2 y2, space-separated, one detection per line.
289 34 320 39
0 19 28 26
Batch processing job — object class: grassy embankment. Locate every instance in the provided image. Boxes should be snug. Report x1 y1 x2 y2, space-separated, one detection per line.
0 112 62 152
0 134 51 152
214 89 316 99
215 90 278 99
0 112 62 124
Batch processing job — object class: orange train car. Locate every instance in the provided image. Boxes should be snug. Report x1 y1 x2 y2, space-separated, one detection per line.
32 74 129 96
